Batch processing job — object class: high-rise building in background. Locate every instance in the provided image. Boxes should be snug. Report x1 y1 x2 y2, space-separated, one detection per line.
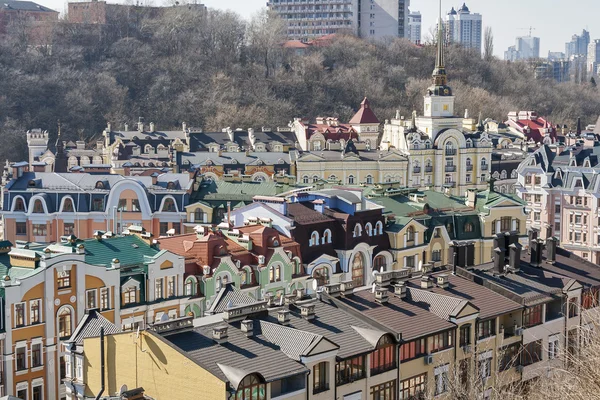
444 3 482 52
565 29 590 58
408 10 422 45
504 36 540 61
588 39 600 75
267 0 409 41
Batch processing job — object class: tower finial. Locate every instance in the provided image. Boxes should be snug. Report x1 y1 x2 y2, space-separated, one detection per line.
430 0 449 93
57 119 61 138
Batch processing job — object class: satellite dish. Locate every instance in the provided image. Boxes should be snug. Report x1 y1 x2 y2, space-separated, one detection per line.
160 313 169 322
119 385 128 395
312 279 318 291
371 283 376 293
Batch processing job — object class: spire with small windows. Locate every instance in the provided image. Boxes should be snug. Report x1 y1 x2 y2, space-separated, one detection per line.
428 0 452 97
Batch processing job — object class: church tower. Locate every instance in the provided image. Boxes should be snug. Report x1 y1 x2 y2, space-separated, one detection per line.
54 122 68 173
423 5 455 119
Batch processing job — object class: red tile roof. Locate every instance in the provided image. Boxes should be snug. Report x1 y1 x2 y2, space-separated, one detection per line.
507 116 556 143
349 97 380 125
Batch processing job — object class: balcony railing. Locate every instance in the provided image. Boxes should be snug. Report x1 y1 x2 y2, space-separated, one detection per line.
445 149 457 156
370 363 397 377
425 166 433 173
481 164 489 171
466 165 473 171
413 167 421 174
444 181 456 188
445 165 456 172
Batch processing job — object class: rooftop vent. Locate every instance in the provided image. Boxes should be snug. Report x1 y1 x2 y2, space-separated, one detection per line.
212 325 229 344
437 274 449 289
277 309 290 326
374 286 389 304
420 275 433 289
240 320 254 337
393 282 407 299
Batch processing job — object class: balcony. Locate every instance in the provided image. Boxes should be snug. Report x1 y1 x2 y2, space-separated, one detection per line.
445 165 456 172
466 165 473 171
481 164 489 171
445 149 457 156
413 167 421 174
444 181 456 188
425 166 433 173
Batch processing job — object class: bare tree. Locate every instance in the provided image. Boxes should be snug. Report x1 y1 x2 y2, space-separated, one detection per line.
484 27 494 61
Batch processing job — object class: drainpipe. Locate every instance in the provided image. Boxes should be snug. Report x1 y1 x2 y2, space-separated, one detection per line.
305 369 310 400
95 327 105 400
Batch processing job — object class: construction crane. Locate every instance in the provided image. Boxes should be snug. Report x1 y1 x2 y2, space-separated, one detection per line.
519 26 536 37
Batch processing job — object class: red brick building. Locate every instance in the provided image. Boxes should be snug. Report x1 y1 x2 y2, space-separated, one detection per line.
0 1 58 43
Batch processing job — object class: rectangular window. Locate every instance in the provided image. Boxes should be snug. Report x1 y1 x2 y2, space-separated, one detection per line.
477 319 495 340
17 389 27 400
499 343 520 371
15 303 26 327
534 212 541 221
86 289 97 309
548 337 559 360
534 176 541 185
100 287 110 310
64 222 75 235
500 217 511 231
575 215 582 224
466 174 471 183
459 324 471 347
313 361 329 394
167 276 176 297
30 299 41 324
534 194 541 203
335 355 366 386
173 223 180 235
370 380 396 400
32 343 42 367
57 270 71 289
575 232 582 242
76 356 83 379
400 338 426 362
521 340 542 366
434 365 449 396
400 373 426 400
33 385 42 400
555 204 561 213
32 224 47 236
16 346 26 370
117 199 128 212
478 353 492 379
160 222 169 235
92 198 104 211
523 305 543 328
16 221 27 235
131 199 141 212
124 287 136 305
370 341 396 375
582 288 599 309
525 175 532 184
155 278 163 300
429 330 453 353
576 197 583 206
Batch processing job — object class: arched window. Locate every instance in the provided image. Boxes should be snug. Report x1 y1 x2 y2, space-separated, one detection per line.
162 198 176 212
500 170 507 179
366 175 373 184
216 276 223 291
32 199 44 213
313 141 322 151
241 268 251 285
269 265 281 283
63 198 74 212
58 306 73 339
481 157 488 166
406 226 415 241
235 375 265 400
194 209 206 223
371 335 396 375
253 174 266 183
373 255 387 272
328 175 337 182
95 181 105 189
375 221 383 235
303 175 309 184
312 175 319 183
351 252 365 287
511 170 518 179
14 198 25 211
310 231 320 247
466 158 472 167
464 222 474 233
353 224 362 238
365 222 373 236
445 141 456 155
322 229 332 244
185 278 195 296
313 266 330 287
348 175 355 185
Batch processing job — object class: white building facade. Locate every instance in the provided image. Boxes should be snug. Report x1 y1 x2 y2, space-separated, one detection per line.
444 3 482 52
408 10 421 45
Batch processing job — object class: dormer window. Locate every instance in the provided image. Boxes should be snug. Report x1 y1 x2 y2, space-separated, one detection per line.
310 231 320 247
167 182 176 190
32 199 44 213
406 226 415 242
162 198 176 212
95 181 105 189
14 198 25 211
63 198 74 212
353 224 362 238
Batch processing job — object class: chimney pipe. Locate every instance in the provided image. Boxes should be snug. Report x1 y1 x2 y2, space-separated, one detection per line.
94 327 105 400
546 237 557 264
493 247 505 275
508 243 521 272
212 325 229 344
527 228 539 254
277 309 290 325
227 201 232 227
240 320 254 337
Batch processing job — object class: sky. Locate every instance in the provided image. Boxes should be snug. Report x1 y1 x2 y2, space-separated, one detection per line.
44 0 598 58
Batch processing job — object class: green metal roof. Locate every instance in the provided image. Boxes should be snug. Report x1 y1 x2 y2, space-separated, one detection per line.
0 253 39 281
83 235 159 267
475 190 526 215
193 180 309 203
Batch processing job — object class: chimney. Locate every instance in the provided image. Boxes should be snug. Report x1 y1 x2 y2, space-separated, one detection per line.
449 243 459 274
493 247 505 275
264 292 275 308
546 237 557 264
374 286 389 304
151 172 159 185
508 243 521 272
465 188 477 208
393 282 407 299
530 239 543 267
437 274 450 289
93 230 105 241
295 288 305 300
212 325 229 344
111 258 120 269
527 228 539 253
137 117 144 132
277 309 290 325
420 275 433 289
340 280 354 296
182 121 187 132
240 320 254 337
150 122 155 132
124 123 129 131
299 302 316 320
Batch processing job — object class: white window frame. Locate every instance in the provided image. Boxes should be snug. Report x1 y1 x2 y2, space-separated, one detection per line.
31 338 43 369
15 341 28 372
30 299 42 325
15 301 27 327
434 364 449 395
16 382 28 399
548 335 560 360
32 377 44 400
86 289 97 310
100 287 110 310
76 355 83 380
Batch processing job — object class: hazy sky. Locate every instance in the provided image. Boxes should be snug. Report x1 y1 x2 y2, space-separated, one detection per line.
44 0 598 57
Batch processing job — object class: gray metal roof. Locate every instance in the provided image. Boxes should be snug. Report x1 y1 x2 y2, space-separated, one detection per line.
69 309 121 345
208 284 258 314
407 287 473 320
258 320 324 361
1 0 57 12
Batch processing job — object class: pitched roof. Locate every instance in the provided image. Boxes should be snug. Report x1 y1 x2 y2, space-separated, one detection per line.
406 287 473 320
0 0 57 12
208 284 258 314
69 309 121 345
83 235 160 267
258 320 326 360
348 98 380 125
